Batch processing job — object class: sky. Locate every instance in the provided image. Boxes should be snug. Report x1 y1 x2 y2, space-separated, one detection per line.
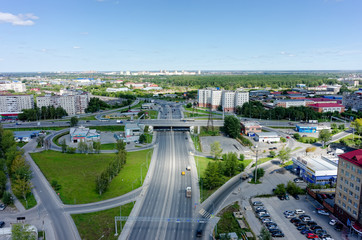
1 0 362 72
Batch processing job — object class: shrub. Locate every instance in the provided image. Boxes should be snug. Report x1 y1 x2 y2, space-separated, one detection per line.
2 191 13 205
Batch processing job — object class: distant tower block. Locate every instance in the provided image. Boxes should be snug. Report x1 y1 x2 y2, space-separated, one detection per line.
198 70 201 75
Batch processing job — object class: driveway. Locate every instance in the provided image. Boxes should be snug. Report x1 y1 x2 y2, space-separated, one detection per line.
200 136 250 155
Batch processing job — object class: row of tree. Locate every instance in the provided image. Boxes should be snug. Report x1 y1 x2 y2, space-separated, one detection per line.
0 127 33 207
95 140 127 195
18 105 68 121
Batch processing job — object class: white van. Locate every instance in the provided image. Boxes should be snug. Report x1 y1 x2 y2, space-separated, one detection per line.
22 137 29 142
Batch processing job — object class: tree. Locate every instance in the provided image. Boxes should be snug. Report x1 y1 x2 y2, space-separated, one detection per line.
203 162 225 189
0 171 6 198
223 152 239 177
116 139 126 152
239 154 245 161
11 224 37 240
338 124 345 130
11 155 32 181
259 227 272 240
269 151 276 158
77 141 88 153
286 181 303 195
186 103 192 108
2 191 13 205
293 133 301 140
210 141 222 159
319 129 332 147
95 171 109 195
253 168 265 182
51 180 61 191
93 141 101 154
278 147 291 165
12 177 33 208
331 123 337 129
139 134 147 144
352 118 362 135
223 115 241 138
36 135 45 147
61 139 67 153
70 116 79 127
274 183 286 196
305 146 316 155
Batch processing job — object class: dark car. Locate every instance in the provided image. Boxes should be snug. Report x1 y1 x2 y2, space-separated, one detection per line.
301 229 313 235
0 221 4 228
292 194 300 200
307 221 317 226
278 195 285 200
290 217 300 223
295 221 306 227
293 220 303 226
272 232 284 238
196 229 203 237
334 223 343 231
299 214 310 219
297 224 308 230
310 225 322 230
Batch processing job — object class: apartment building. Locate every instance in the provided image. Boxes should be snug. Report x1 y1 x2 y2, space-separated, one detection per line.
37 93 89 116
198 89 249 112
343 91 362 111
334 149 362 230
0 81 26 92
0 94 34 112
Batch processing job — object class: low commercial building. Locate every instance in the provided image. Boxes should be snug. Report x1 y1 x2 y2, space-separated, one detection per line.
292 155 337 185
141 103 154 109
275 99 312 108
309 103 345 113
296 124 317 133
69 126 100 143
240 121 262 136
254 132 280 143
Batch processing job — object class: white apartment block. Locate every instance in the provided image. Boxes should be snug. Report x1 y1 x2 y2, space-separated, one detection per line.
0 81 26 92
343 91 362 111
0 95 34 112
37 93 89 116
198 89 249 112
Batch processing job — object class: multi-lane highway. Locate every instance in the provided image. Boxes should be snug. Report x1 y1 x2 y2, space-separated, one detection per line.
128 104 195 239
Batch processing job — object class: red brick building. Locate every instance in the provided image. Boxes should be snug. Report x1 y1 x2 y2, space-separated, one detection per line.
309 103 345 113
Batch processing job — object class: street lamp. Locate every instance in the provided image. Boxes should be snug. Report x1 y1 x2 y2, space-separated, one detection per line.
254 145 259 184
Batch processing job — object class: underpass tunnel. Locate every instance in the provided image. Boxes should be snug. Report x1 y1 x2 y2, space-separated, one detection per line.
153 126 191 132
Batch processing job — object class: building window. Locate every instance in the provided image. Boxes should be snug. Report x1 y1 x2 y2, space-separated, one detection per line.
350 183 354 188
341 176 344 181
345 171 350 177
343 203 346 208
346 163 350 169
358 169 362 174
347 206 351 212
350 191 353 196
357 177 361 183
355 194 359 200
353 210 357 216
345 180 349 184
343 195 347 200
344 187 348 193
354 202 358 208
351 175 355 180
348 199 352 204
356 186 360 191
341 169 344 174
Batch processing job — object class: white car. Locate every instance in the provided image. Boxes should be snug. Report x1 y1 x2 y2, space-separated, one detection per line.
0 204 6 211
329 219 337 226
318 210 330 216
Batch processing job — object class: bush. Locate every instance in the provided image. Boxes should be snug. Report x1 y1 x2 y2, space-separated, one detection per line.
293 133 301 140
237 135 253 147
2 191 14 205
239 154 245 161
66 147 76 154
280 137 286 142
51 180 61 191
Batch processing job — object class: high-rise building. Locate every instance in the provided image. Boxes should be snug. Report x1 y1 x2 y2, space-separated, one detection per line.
0 94 34 112
37 93 89 116
198 89 249 112
343 91 362 112
334 149 362 228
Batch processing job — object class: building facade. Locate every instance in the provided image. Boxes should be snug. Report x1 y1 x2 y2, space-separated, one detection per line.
309 103 345 113
37 93 89 116
0 81 26 92
198 89 249 112
0 95 34 113
343 91 362 112
334 150 362 229
240 121 262 136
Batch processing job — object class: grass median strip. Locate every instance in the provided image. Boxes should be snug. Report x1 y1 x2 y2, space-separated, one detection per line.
31 149 152 204
72 203 133 240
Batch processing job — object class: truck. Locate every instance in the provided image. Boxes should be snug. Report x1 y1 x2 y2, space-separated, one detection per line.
186 187 191 198
116 120 123 124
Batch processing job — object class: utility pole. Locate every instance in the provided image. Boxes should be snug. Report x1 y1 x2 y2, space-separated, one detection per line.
254 145 259 184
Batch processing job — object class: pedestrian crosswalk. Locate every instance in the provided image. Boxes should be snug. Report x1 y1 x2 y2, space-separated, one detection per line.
199 208 212 219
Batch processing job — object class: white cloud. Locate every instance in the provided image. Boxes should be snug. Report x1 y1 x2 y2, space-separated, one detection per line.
280 51 295 57
0 12 39 26
73 46 81 49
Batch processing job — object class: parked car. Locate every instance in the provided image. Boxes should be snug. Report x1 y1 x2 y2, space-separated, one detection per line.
310 225 322 230
0 204 6 211
277 195 285 200
294 178 304 183
292 219 303 226
297 224 308 230
334 223 343 231
292 194 300 200
306 233 319 239
0 221 4 228
307 221 318 227
290 217 300 223
271 232 284 238
329 219 337 226
255 207 265 212
321 194 328 199
295 209 305 214
301 229 313 235
253 201 263 206
317 210 330 216
284 194 290 200
261 218 272 223
284 210 294 215
285 213 296 218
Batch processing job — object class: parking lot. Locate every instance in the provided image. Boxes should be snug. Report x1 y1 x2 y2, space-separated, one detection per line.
253 196 346 240
200 136 251 155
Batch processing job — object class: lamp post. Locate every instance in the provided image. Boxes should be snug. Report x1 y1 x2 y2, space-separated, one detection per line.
254 145 259 184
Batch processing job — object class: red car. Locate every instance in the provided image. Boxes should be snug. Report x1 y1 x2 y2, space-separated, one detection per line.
306 233 319 239
286 136 290 139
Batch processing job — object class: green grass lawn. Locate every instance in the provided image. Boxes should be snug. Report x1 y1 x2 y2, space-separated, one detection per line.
78 116 97 121
292 147 302 152
100 143 116 150
298 136 318 144
147 110 158 119
191 135 202 152
89 125 125 132
183 112 208 118
251 157 273 167
18 193 37 210
183 107 222 115
336 134 361 148
72 203 133 240
241 159 253 168
31 149 152 204
16 142 27 148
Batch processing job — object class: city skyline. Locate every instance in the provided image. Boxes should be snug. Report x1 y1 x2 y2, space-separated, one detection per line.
1 0 362 72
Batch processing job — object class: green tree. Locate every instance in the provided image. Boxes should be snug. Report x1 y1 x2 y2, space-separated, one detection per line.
278 147 291 165
139 134 147 144
223 152 239 177
259 227 272 240
77 141 88 153
352 118 362 135
95 171 109 195
319 129 332 147
11 224 37 240
274 183 286 196
293 133 301 140
116 139 126 152
0 171 6 198
253 168 265 182
2 191 14 205
331 123 337 129
186 103 192 108
203 162 225 189
51 180 62 191
338 124 345 130
269 151 276 158
210 141 223 159
239 153 245 161
93 141 101 154
223 115 241 138
61 139 67 153
286 181 302 195
70 116 79 127
12 177 33 208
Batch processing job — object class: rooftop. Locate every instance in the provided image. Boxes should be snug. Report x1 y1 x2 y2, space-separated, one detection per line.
338 149 362 168
255 132 279 137
293 155 337 175
240 121 261 127
309 103 344 108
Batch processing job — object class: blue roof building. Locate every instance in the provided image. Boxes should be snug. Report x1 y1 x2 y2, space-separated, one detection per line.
296 124 317 133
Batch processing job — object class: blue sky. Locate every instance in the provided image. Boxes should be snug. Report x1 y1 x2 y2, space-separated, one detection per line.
1 0 362 72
